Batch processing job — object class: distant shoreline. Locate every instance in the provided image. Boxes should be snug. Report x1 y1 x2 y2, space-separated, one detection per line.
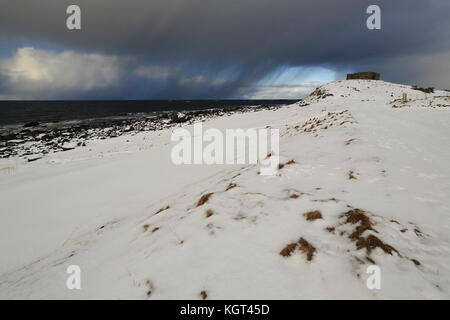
0 99 298 126
0 103 292 160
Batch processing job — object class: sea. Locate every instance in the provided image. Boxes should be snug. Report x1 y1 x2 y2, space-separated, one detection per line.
0 100 297 127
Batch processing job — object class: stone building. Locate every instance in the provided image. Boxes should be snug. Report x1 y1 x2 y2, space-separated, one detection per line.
346 72 380 80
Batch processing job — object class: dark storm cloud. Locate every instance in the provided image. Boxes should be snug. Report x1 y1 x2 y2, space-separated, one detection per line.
0 0 449 98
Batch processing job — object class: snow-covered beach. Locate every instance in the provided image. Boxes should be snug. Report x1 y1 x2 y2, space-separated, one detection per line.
1 79 450 299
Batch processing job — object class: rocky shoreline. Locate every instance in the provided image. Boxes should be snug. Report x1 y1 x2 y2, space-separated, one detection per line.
0 105 282 161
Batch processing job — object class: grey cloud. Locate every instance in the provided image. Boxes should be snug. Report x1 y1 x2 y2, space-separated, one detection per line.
0 0 449 98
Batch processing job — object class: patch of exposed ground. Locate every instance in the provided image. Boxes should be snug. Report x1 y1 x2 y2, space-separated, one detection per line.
197 193 214 207
225 183 237 191
280 237 316 261
285 110 356 137
154 205 170 215
205 209 214 218
200 290 208 300
348 170 358 180
304 210 323 221
278 160 296 170
340 209 399 255
391 95 450 109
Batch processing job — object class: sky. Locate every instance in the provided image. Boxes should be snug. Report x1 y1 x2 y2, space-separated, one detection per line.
0 0 449 100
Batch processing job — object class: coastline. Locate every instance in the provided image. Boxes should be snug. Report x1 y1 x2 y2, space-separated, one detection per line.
0 104 283 160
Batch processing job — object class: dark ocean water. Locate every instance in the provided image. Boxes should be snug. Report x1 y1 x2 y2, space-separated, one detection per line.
0 100 297 126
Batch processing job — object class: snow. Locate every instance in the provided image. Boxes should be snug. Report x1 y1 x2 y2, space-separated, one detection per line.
1 80 450 299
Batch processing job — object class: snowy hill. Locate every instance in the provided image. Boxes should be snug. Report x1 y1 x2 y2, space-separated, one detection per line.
1 80 450 299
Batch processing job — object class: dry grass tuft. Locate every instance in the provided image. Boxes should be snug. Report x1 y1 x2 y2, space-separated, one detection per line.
348 170 357 180
152 227 160 233
290 193 300 199
280 237 316 261
325 226 335 233
279 243 298 257
225 183 237 191
200 290 208 300
298 238 316 261
143 224 150 232
154 205 170 215
304 210 323 221
343 209 376 239
205 209 214 218
411 259 421 266
341 209 399 256
278 160 296 170
197 193 214 207
355 234 398 255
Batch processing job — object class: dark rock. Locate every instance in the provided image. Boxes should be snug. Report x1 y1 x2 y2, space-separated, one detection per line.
27 156 42 162
23 121 40 128
170 112 190 123
412 86 434 94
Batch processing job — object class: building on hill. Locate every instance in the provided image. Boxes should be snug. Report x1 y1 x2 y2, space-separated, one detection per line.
346 72 380 80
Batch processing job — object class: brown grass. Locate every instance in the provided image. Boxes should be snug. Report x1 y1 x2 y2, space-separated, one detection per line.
325 226 335 233
143 224 150 232
205 209 214 218
355 235 398 255
366 256 376 264
154 205 170 215
152 227 160 233
225 183 237 191
411 259 421 266
200 290 208 300
298 238 316 261
290 193 300 199
278 160 296 170
197 193 214 207
280 238 316 261
343 209 377 239
341 209 399 256
279 243 298 257
304 210 323 221
348 170 357 180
